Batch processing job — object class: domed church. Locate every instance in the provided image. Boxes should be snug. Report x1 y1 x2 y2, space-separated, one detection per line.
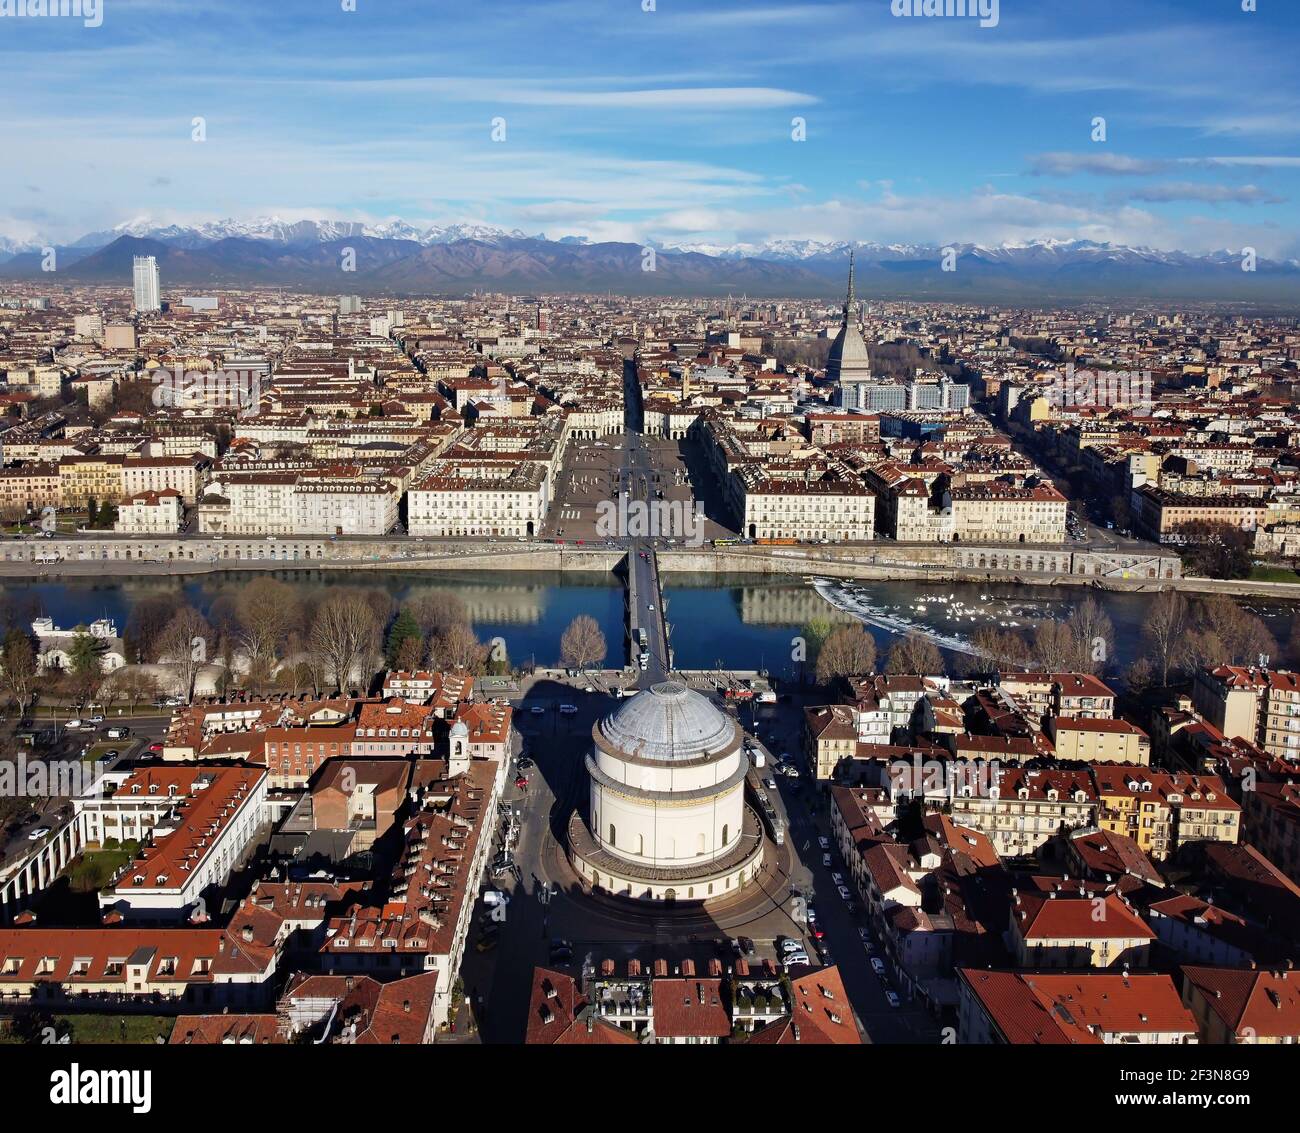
567 682 766 902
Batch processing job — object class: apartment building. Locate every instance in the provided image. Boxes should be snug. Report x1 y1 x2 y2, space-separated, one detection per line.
1132 485 1266 544
1181 967 1300 1044
122 454 209 505
115 489 183 533
957 969 1197 1044
0 463 61 518
408 461 549 538
1048 717 1150 764
949 768 1098 858
0 925 277 1010
1010 888 1156 970
78 766 268 921
58 453 126 507
944 482 1068 544
1092 766 1240 861
1192 665 1300 760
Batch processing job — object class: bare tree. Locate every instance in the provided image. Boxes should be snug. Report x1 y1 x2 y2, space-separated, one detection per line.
1193 595 1276 667
309 590 381 694
432 622 488 674
560 615 607 671
234 577 299 683
1141 590 1189 686
968 625 1031 674
0 628 38 717
815 625 877 685
1066 597 1115 674
1033 620 1077 672
406 589 470 638
120 670 160 712
885 632 944 676
157 607 211 701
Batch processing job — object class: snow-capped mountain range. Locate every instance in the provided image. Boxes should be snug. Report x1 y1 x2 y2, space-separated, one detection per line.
58 216 542 250
0 217 1295 299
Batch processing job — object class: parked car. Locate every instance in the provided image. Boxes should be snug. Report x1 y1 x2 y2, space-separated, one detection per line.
475 929 500 953
529 705 545 715
818 836 830 851
559 704 578 715
822 853 832 867
27 827 51 841
784 951 810 967
870 957 887 976
884 990 901 1009
516 756 535 770
832 872 845 886
777 937 803 956
837 884 852 902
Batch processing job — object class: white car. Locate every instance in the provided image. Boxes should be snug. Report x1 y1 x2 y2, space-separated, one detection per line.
822 853 832 867
837 885 852 902
870 957 887 976
884 991 900 1009
784 951 810 967
27 827 51 841
832 872 845 886
818 837 830 851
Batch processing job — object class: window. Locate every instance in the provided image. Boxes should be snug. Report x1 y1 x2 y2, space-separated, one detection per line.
608 824 616 847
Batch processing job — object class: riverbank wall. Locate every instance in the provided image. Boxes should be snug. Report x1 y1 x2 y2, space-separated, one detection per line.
3 535 1295 601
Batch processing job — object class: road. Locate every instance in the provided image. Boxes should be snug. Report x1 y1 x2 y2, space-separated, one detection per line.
454 683 939 1043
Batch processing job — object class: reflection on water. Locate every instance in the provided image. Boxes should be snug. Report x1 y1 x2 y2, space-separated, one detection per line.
2 568 1296 680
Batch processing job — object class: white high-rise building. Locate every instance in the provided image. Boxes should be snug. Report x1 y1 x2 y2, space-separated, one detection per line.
132 256 161 312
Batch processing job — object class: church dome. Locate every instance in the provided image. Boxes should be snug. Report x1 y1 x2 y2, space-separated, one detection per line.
598 681 736 764
827 321 871 372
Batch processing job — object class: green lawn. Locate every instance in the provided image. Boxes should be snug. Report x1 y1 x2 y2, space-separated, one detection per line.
1250 564 1300 583
65 844 139 894
0 1013 174 1045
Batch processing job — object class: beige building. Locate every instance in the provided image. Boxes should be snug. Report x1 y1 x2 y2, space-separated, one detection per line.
408 463 549 538
949 768 1098 858
116 489 183 534
944 483 1067 544
1192 665 1300 760
1049 717 1150 764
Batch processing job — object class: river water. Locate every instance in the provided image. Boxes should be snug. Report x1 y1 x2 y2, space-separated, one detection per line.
2 569 1295 680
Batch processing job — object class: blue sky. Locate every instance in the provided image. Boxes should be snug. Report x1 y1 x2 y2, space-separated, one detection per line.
2 0 1299 255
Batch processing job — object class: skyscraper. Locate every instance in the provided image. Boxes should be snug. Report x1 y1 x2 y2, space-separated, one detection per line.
132 256 161 312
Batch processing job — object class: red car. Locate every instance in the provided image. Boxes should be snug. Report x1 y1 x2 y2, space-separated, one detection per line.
148 743 163 753
514 775 529 790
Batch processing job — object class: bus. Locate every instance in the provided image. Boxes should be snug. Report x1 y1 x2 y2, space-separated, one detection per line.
712 538 738 547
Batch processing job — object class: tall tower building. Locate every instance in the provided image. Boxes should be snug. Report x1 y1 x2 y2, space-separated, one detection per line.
826 252 872 410
132 256 161 312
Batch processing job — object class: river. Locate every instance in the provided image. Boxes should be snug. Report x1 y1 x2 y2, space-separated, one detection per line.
2 569 1295 680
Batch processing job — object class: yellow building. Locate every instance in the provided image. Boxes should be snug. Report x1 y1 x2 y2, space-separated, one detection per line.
1049 717 1150 764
